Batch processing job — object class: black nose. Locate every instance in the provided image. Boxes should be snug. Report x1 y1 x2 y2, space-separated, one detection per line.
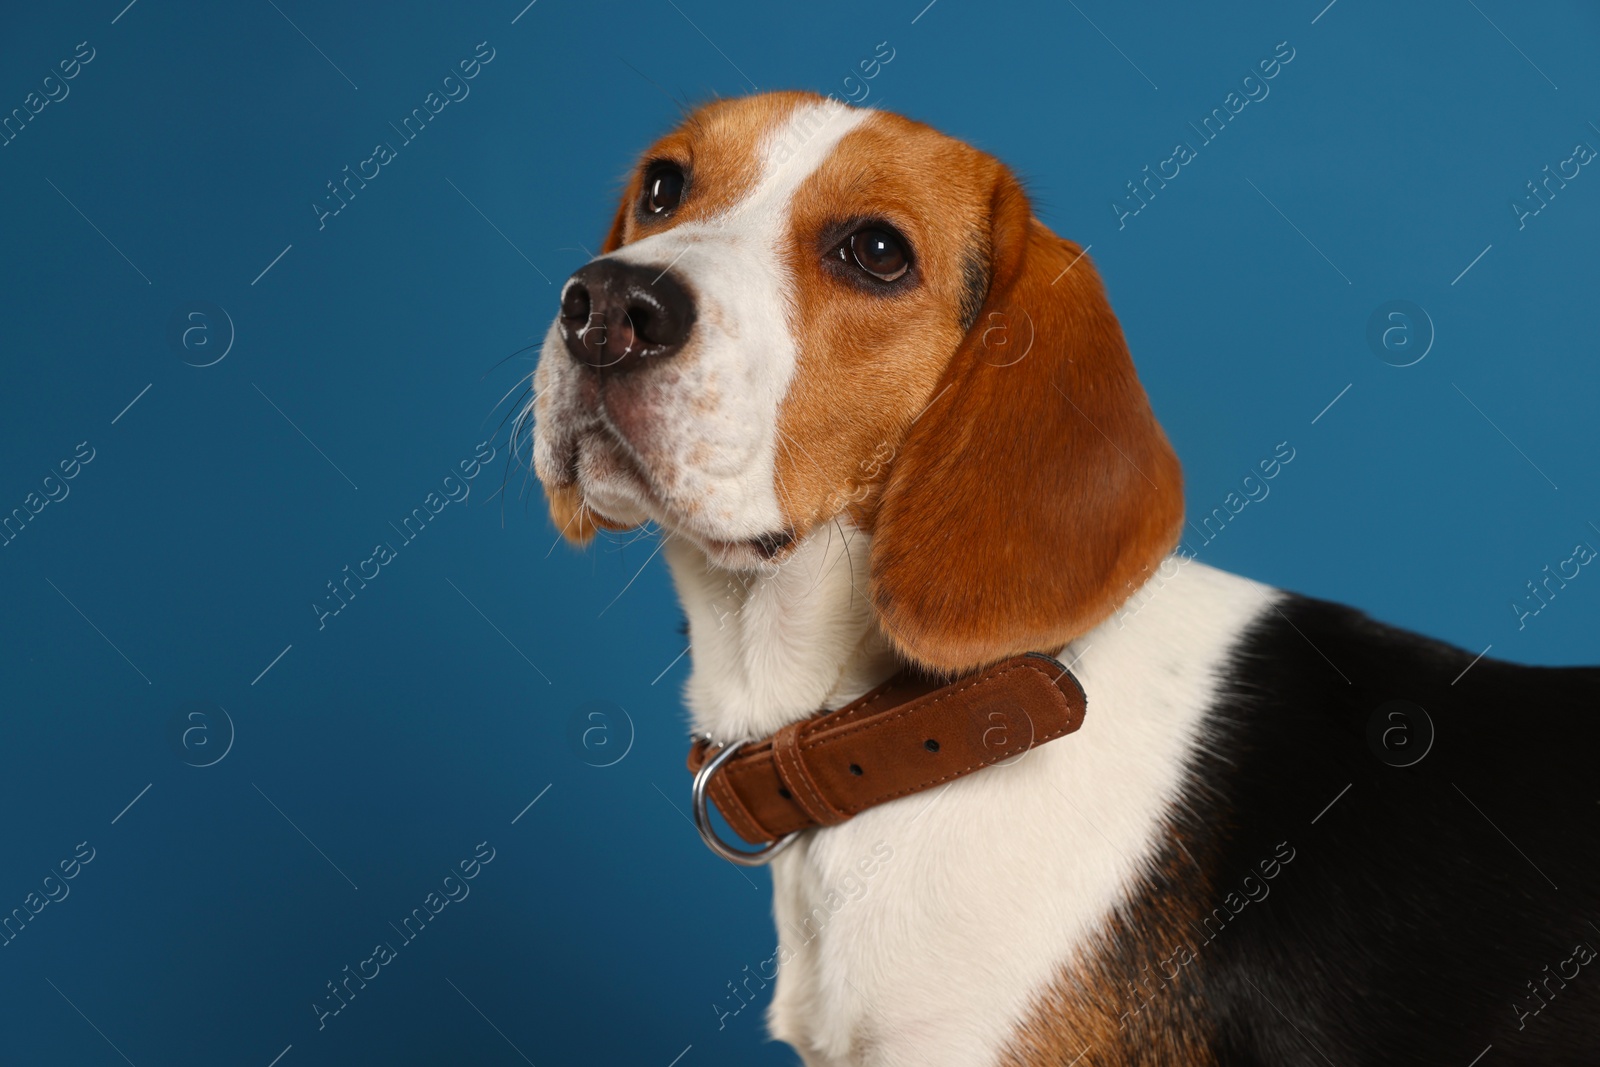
559 259 696 371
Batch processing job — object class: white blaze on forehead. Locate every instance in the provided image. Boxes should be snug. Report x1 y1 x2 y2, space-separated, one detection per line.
741 98 873 225
601 100 871 543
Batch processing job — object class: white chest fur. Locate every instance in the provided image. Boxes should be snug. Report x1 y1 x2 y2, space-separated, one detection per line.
666 534 1275 1067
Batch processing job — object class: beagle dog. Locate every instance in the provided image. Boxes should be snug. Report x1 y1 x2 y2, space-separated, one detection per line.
530 92 1600 1066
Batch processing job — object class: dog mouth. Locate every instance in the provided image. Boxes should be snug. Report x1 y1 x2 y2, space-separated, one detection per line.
750 531 795 559
700 530 796 564
565 430 798 566
696 529 800 569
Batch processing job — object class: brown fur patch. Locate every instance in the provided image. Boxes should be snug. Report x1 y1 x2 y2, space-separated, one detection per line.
999 844 1218 1067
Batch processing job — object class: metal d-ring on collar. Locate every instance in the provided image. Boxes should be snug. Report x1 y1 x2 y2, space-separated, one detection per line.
691 738 800 867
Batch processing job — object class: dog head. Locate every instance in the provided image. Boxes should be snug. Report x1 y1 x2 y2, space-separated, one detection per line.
531 91 1183 671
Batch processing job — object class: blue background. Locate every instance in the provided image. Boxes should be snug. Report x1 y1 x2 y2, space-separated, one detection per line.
1 0 1596 1063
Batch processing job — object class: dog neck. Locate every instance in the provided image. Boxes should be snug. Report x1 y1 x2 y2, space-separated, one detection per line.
664 522 899 742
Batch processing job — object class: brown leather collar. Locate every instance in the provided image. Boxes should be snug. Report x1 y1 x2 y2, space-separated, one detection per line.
687 653 1087 852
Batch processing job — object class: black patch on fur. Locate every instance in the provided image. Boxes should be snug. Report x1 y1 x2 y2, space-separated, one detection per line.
1169 594 1600 1065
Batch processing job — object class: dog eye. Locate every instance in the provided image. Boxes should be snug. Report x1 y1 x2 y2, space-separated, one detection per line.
643 165 684 215
845 227 909 282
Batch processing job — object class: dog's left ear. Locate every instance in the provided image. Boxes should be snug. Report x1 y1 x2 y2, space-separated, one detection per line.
869 167 1184 673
